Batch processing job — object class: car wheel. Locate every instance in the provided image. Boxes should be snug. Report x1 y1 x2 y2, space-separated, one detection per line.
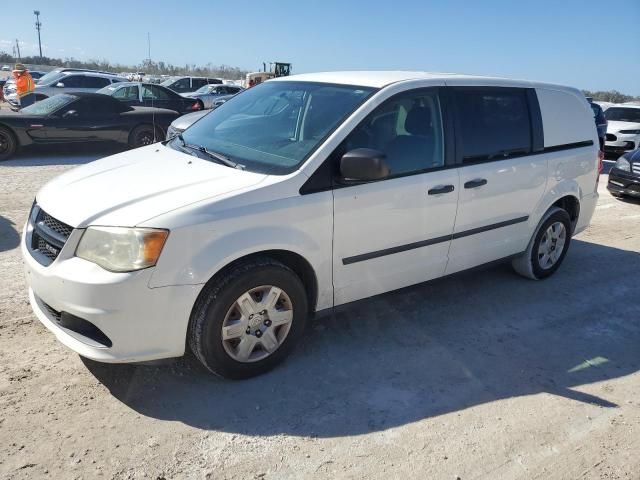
0 126 17 161
512 207 572 280
188 257 308 379
128 124 158 148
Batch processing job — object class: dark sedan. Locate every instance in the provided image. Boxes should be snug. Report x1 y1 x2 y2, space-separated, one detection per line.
0 93 179 161
96 82 204 114
607 149 640 199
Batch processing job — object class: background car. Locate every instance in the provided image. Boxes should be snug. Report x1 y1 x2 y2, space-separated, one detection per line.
607 148 640 198
165 109 209 140
604 105 640 157
97 82 204 114
160 76 222 94
182 84 243 109
0 92 179 161
1 65 10 71
5 70 127 110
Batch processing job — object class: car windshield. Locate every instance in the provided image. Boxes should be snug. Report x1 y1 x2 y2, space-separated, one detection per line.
96 84 120 95
605 107 640 123
36 70 67 86
160 77 180 87
195 85 215 94
21 94 77 115
173 81 375 174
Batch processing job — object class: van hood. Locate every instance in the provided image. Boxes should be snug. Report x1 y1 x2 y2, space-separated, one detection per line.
607 120 640 133
36 144 267 228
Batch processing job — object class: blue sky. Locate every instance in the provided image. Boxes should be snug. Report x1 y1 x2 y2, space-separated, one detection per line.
2 0 639 94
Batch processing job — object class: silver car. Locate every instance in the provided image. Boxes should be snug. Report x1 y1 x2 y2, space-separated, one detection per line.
182 84 243 109
6 70 127 109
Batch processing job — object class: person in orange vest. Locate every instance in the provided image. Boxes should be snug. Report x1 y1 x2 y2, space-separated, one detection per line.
13 63 36 109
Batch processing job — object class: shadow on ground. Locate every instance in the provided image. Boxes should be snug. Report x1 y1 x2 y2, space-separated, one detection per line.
0 215 20 253
84 239 640 438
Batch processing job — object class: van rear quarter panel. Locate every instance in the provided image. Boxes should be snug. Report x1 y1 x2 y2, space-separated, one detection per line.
531 87 599 231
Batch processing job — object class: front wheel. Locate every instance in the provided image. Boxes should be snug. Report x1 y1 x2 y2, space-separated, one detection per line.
128 124 160 149
512 207 572 280
188 258 308 379
0 126 17 161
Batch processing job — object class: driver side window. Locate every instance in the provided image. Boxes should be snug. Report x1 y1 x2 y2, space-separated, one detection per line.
342 89 444 177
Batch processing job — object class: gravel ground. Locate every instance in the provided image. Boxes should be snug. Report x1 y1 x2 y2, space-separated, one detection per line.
0 148 639 480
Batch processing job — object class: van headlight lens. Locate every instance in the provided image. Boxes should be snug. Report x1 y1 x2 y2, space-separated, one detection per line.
76 227 169 272
614 156 631 172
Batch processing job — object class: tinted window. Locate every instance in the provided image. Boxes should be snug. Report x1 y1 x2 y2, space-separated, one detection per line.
208 78 223 85
61 75 85 88
168 78 190 92
72 96 121 116
191 78 209 90
604 107 640 123
341 89 444 176
142 85 170 100
84 76 111 88
455 88 531 162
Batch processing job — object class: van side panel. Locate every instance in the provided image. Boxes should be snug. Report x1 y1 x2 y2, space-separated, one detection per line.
532 87 599 234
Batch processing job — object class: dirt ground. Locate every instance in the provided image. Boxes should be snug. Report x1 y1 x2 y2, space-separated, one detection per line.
0 148 639 480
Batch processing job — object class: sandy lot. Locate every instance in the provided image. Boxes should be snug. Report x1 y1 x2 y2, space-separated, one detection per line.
0 149 639 480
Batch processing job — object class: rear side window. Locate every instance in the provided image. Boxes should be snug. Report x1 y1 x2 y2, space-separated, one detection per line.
84 76 111 88
61 75 85 88
191 78 209 90
454 88 531 162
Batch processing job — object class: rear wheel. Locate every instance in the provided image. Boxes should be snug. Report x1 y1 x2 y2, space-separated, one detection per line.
0 126 17 161
128 124 159 148
512 207 572 280
188 257 308 379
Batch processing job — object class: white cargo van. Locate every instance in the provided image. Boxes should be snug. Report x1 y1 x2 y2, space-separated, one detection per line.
22 72 600 378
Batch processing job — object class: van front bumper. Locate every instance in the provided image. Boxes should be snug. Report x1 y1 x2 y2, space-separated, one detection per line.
22 225 201 363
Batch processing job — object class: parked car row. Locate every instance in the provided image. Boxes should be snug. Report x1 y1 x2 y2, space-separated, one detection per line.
96 82 205 114
0 93 179 161
602 105 640 157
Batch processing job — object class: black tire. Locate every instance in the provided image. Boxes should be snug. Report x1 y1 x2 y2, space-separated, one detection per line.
0 126 17 161
188 257 309 379
128 124 158 149
512 207 572 280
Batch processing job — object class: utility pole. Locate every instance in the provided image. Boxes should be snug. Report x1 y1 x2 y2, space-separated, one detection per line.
15 39 21 60
34 11 43 58
147 32 151 62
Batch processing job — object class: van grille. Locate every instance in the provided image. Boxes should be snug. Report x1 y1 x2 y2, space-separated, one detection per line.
29 206 73 266
633 162 640 175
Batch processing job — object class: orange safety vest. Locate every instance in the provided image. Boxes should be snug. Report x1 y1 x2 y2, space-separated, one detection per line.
16 72 35 98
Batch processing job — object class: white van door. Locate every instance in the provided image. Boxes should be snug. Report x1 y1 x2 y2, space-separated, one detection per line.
332 88 459 305
445 87 547 275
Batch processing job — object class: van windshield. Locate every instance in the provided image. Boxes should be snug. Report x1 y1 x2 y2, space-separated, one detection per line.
172 81 375 174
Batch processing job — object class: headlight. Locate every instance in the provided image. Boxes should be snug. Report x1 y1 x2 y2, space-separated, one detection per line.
76 226 169 272
166 125 181 141
619 130 640 135
614 156 631 172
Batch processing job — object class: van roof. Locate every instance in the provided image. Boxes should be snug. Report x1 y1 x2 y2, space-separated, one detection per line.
269 71 578 91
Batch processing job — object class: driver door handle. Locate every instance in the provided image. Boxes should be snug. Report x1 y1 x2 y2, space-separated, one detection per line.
464 178 488 189
428 184 455 195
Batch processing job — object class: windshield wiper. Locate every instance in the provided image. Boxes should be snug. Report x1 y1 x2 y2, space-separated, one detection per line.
176 134 243 169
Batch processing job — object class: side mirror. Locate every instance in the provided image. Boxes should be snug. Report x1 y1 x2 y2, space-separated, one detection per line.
62 110 78 119
55 82 65 88
340 148 390 182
